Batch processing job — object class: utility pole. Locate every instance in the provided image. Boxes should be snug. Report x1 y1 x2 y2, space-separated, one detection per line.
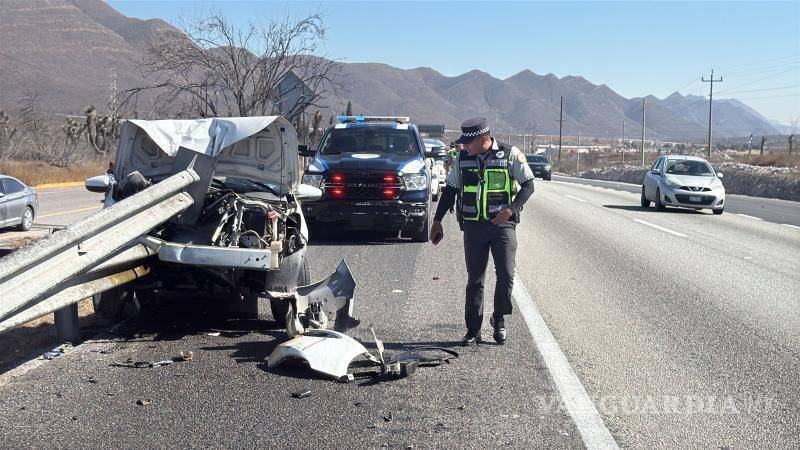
621 121 625 166
702 69 723 158
556 96 565 161
760 136 766 155
790 134 795 155
747 134 753 156
640 98 646 166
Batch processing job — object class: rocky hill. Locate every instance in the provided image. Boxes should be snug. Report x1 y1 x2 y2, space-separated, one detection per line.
0 0 783 140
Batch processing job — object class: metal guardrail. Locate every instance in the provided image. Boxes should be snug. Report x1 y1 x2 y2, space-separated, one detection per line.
0 167 200 339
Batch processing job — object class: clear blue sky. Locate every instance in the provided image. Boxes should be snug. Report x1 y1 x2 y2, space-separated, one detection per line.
109 1 800 124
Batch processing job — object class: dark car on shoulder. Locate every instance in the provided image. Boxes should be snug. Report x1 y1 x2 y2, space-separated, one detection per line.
299 116 433 242
528 154 552 181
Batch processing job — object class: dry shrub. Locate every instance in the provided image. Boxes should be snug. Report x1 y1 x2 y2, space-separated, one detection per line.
0 159 109 186
745 153 800 168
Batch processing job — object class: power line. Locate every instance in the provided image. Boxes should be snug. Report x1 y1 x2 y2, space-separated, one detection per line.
717 53 800 70
717 84 800 95
720 67 798 93
724 61 800 76
729 93 800 101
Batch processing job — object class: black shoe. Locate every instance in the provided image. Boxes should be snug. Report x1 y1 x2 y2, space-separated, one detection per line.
461 332 480 346
490 316 506 344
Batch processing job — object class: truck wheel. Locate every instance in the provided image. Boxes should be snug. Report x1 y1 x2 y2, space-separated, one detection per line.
270 256 310 326
92 288 132 320
409 215 430 243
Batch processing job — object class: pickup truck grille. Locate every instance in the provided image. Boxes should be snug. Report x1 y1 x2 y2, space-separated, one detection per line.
325 172 403 200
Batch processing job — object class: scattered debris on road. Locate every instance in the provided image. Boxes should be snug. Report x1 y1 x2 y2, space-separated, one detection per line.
291 390 312 399
110 351 195 369
42 343 71 360
267 325 458 382
268 329 373 378
136 399 152 406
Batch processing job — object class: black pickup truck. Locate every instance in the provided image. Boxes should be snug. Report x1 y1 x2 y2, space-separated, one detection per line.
299 116 433 242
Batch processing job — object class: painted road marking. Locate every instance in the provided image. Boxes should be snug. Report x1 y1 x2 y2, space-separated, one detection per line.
513 281 619 450
564 194 587 203
736 213 763 221
38 205 102 219
632 218 688 238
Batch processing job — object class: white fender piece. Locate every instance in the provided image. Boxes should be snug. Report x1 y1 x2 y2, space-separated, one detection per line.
267 329 370 379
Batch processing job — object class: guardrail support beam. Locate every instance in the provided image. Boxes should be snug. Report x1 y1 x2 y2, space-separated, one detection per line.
54 303 80 343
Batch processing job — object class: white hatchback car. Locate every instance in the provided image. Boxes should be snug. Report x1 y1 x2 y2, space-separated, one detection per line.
641 155 726 215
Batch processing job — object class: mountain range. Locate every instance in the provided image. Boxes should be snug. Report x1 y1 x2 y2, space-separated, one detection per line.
0 0 784 140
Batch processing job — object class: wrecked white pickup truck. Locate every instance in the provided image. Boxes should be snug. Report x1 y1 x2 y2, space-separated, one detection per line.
84 116 358 336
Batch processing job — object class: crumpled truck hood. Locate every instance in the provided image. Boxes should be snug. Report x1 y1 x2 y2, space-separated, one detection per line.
116 116 299 194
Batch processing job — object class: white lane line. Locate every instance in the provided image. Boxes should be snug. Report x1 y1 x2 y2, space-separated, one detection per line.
38 205 102 219
632 218 688 237
564 194 587 203
782 224 800 230
736 213 763 221
513 281 619 449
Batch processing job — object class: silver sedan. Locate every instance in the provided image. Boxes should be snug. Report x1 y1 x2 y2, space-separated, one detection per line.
0 174 39 231
641 155 725 215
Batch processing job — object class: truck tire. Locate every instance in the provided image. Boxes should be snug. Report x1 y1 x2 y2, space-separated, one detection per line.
408 214 430 243
270 256 310 326
92 288 132 320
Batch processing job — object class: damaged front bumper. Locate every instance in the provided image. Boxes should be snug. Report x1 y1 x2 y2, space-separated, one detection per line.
268 259 360 338
267 329 371 379
141 236 281 270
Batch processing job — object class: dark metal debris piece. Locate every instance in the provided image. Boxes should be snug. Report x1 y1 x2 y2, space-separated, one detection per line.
136 399 152 406
291 390 312 399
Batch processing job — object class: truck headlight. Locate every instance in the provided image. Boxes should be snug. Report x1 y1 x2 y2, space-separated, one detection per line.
402 174 428 191
544 164 551 170
302 174 324 189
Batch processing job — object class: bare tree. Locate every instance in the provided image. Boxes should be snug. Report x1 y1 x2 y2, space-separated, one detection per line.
120 12 341 121
309 110 323 146
19 90 41 132
0 111 18 161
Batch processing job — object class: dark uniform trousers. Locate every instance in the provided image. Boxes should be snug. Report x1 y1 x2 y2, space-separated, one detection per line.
462 220 517 334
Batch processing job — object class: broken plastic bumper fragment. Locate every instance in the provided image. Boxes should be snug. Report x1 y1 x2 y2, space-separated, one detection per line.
269 260 360 337
267 329 369 379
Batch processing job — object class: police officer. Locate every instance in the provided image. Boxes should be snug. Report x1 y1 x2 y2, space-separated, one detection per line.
429 118 535 345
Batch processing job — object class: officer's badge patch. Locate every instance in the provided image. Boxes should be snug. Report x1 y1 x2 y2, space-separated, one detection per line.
496 151 505 158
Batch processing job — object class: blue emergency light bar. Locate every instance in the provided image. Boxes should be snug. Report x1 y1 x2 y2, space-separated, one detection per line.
337 116 410 124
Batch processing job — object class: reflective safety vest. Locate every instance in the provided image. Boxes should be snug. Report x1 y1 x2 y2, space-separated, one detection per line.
459 144 517 222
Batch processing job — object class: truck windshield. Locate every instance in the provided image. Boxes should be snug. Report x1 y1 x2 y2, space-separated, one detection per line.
530 156 549 163
319 127 420 156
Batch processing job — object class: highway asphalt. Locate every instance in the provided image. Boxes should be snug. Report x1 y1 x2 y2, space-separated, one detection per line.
33 185 105 227
0 180 798 447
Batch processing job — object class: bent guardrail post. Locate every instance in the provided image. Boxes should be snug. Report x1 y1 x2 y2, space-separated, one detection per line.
0 168 199 331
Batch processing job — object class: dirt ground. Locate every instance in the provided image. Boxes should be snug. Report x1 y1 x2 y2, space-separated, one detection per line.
0 299 99 373
0 232 104 373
